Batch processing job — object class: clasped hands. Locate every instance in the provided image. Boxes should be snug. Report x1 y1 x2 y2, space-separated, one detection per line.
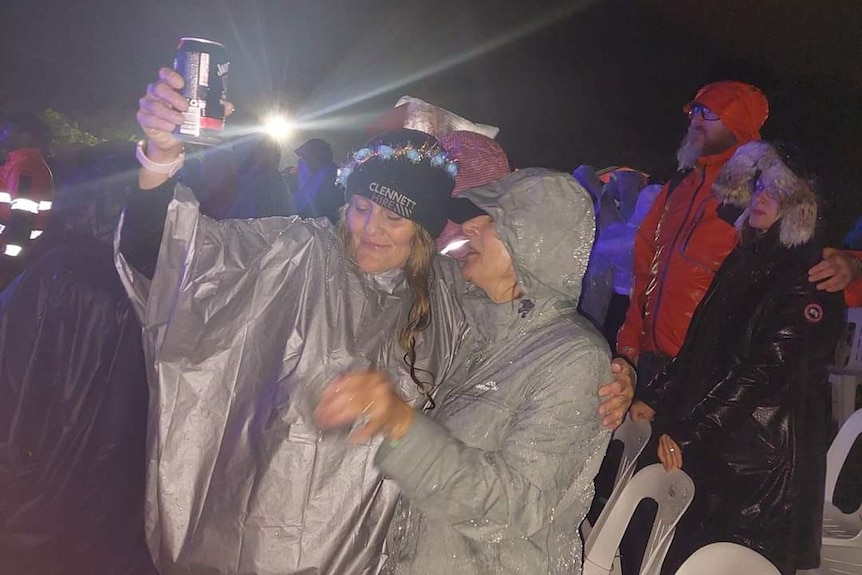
314 359 636 443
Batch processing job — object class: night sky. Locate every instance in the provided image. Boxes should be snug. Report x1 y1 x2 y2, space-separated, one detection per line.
1 0 860 240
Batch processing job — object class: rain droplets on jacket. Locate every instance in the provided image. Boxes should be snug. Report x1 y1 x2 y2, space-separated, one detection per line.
375 168 611 574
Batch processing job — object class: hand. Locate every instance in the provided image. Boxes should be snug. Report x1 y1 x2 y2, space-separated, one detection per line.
598 358 636 430
314 370 416 444
629 399 655 423
137 67 188 161
809 247 861 292
137 67 237 161
657 434 682 472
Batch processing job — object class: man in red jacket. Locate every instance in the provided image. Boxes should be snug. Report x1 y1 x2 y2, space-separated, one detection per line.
617 81 769 421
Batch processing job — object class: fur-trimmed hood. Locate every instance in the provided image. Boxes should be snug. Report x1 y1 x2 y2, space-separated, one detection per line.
712 141 817 247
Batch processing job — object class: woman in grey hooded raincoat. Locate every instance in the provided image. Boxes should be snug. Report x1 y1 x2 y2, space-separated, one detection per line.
316 168 611 574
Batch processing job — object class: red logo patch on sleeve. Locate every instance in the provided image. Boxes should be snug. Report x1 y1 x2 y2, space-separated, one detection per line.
804 303 824 324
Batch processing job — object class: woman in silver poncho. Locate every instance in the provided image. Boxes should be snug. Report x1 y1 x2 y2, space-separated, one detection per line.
122 68 470 575
316 168 611 574
124 69 631 575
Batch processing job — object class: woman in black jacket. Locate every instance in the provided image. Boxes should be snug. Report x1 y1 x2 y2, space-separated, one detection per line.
639 141 844 575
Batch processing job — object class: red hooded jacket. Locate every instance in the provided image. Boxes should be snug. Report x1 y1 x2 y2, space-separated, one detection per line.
617 81 769 362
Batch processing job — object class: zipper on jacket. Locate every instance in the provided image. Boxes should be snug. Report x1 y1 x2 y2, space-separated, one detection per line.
679 198 709 253
649 167 707 351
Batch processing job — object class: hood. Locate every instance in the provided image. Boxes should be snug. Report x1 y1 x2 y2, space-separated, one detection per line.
629 184 662 227
459 167 596 303
572 164 604 207
571 164 623 234
712 141 817 247
684 81 769 143
607 169 648 222
571 165 648 223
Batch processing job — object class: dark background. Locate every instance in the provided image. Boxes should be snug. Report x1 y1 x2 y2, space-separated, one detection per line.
1 0 860 242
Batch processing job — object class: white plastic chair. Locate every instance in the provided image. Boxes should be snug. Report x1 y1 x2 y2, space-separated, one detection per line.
584 464 695 575
609 417 653 493
582 418 652 540
819 408 862 575
674 542 780 575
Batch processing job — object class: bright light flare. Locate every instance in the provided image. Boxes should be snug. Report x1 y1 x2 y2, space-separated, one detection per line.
440 239 469 255
263 114 295 140
295 0 602 124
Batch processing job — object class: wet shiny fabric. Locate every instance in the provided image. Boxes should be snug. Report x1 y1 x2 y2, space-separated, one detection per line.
375 169 612 574
640 227 844 574
114 185 466 575
616 147 742 361
0 237 156 575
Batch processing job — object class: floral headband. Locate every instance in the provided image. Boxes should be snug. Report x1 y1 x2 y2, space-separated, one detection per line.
337 141 459 187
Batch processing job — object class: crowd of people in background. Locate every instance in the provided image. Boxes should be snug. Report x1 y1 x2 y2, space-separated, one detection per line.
0 70 860 575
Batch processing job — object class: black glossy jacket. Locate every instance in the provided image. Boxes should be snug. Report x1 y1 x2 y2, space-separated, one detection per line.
0 236 157 575
640 225 844 574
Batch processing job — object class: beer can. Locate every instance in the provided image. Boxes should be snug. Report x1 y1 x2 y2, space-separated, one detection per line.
173 37 230 146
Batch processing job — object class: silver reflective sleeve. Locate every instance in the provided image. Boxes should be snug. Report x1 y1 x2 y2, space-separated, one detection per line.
114 184 466 575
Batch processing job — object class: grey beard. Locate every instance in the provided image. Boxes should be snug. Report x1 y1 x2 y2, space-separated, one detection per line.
676 132 704 171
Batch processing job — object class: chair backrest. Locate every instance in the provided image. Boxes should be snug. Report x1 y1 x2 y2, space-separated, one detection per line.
611 417 652 493
579 419 651 541
826 408 862 503
584 464 695 575
674 542 780 575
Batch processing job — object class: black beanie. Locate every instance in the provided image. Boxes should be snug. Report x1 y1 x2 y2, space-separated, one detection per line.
339 128 458 239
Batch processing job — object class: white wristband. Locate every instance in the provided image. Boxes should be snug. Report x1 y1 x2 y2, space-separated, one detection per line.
135 140 185 177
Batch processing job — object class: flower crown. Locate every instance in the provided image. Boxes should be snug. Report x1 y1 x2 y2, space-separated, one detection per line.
337 141 459 187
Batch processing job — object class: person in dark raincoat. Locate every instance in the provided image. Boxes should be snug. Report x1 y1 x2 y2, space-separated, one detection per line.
226 134 293 219
0 141 157 575
641 141 844 574
291 137 342 224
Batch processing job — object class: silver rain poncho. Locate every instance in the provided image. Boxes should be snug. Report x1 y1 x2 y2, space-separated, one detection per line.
374 168 612 574
114 185 466 575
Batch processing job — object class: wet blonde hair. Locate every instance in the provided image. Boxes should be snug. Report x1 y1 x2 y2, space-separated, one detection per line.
336 204 438 408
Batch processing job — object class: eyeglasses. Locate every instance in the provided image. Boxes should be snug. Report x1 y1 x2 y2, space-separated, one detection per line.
687 104 720 122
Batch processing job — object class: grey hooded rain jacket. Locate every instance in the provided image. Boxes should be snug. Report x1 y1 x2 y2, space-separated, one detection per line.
114 184 466 575
375 168 611 574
